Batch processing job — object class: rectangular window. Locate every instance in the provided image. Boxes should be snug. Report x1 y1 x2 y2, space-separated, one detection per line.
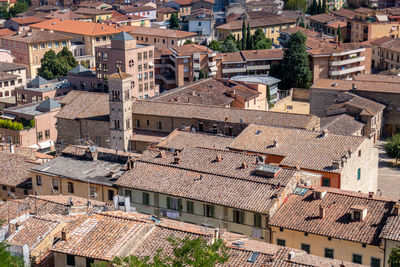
254 214 262 228
52 178 59 191
10 80 14 86
68 182 74 194
233 210 245 224
166 197 182 210
137 119 140 128
44 130 50 139
2 185 6 190
89 186 96 198
66 254 75 266
36 175 42 186
277 239 285 247
108 190 114 201
371 257 381 267
357 168 361 180
138 53 142 61
204 204 214 218
187 201 194 214
138 64 142 71
352 254 362 264
322 178 330 187
301 243 310 254
325 248 334 259
143 192 150 205
55 42 59 47
125 190 133 202
37 132 43 141
158 121 162 130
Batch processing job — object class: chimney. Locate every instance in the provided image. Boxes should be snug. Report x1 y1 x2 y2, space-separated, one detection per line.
352 83 357 90
158 150 165 158
368 192 374 198
10 144 14 154
273 139 278 147
241 162 247 169
174 156 181 164
393 203 400 216
319 205 325 218
214 228 220 241
61 229 68 241
331 160 340 169
288 251 295 260
216 155 222 162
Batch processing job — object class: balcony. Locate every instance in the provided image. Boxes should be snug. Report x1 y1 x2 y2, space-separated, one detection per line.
154 63 175 71
208 61 216 67
246 65 270 71
209 71 217 76
222 67 246 74
330 56 365 66
193 63 200 70
155 73 176 85
329 65 365 76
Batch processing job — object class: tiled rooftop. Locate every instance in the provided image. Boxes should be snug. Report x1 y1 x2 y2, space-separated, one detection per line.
31 19 121 36
0 151 37 187
320 114 364 136
133 101 319 130
216 16 296 30
156 129 234 150
270 187 395 245
308 13 338 24
1 29 71 43
120 25 196 38
312 78 400 94
0 61 26 72
228 124 365 173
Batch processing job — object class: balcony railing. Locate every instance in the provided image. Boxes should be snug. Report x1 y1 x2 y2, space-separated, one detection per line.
208 61 216 67
155 74 176 85
246 65 270 71
330 56 365 66
329 65 365 76
222 67 246 74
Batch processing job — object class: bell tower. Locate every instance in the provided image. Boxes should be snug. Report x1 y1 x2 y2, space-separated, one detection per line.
108 71 133 152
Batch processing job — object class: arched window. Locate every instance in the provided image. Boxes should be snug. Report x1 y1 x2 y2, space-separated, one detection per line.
129 59 134 68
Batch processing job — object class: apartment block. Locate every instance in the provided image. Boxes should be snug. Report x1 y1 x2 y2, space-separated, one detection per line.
370 36 400 71
120 25 196 49
279 27 371 82
221 49 283 78
155 44 221 89
95 32 158 98
15 76 71 106
30 19 122 68
349 7 400 42
0 30 72 77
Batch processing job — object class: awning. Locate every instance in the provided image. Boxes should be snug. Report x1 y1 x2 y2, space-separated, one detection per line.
0 113 16 120
38 140 53 149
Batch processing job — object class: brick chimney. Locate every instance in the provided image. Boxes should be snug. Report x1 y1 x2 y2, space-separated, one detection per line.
319 205 326 219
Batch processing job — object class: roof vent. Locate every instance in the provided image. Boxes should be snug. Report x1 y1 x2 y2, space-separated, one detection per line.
255 164 282 178
215 155 222 162
331 160 340 169
332 83 338 87
174 156 181 164
158 150 165 158
241 162 247 169
352 83 357 90
393 203 400 216
52 22 56 25
319 205 326 218
319 129 329 138
368 192 374 198
102 26 105 29
273 139 278 147
288 251 296 260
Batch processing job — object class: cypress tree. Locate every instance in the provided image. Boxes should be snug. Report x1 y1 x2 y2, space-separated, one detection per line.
337 25 342 42
322 0 326 13
242 20 246 50
246 22 251 50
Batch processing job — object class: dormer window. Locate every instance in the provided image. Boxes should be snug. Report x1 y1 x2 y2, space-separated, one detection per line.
350 205 367 221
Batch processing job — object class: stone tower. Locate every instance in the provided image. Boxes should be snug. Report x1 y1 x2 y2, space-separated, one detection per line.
108 72 133 152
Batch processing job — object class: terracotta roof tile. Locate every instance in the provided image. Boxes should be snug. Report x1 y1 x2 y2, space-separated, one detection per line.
120 25 196 38
11 16 45 25
221 51 244 62
156 129 234 150
320 114 364 136
228 124 365 173
0 151 37 187
30 19 121 36
270 187 395 245
0 29 71 43
0 28 16 36
240 49 284 60
312 78 400 94
308 13 338 24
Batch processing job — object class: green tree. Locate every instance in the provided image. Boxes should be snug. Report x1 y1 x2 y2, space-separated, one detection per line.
221 39 238 52
241 20 246 50
184 39 193 45
389 246 400 267
38 48 78 80
322 0 327 13
286 0 306 11
169 13 179 30
385 133 400 163
0 242 24 267
280 31 312 90
0 4 10 20
199 69 204 79
255 38 272 49
337 25 342 42
112 236 230 267
246 22 251 50
269 63 282 79
208 40 221 51
9 0 28 17
299 18 305 28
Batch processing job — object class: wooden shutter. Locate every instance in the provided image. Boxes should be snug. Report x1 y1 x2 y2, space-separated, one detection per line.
167 197 171 209
240 211 245 224
178 199 182 211
210 205 214 218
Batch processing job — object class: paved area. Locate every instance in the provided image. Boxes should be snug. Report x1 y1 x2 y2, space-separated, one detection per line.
377 141 400 199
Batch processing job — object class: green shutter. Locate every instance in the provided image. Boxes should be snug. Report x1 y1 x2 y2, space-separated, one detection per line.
167 197 171 209
178 199 182 211
240 211 245 224
203 204 206 216
357 168 361 180
210 205 214 218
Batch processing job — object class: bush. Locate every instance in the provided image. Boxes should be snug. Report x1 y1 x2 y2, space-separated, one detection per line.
385 133 400 161
0 119 24 131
